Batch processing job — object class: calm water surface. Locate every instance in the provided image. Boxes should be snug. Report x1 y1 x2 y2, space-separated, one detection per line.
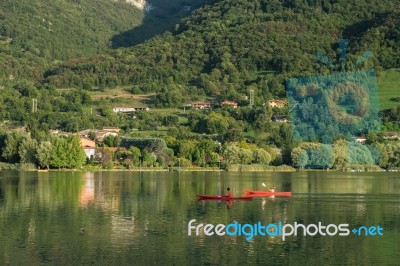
0 171 399 265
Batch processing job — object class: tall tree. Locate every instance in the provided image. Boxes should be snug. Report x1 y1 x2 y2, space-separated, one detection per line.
2 132 27 163
66 135 87 168
36 141 53 169
18 137 38 164
50 136 68 169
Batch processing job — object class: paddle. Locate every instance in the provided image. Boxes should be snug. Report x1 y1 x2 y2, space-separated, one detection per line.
262 183 275 191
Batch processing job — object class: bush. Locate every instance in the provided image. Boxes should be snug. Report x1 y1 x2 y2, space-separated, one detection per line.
18 163 37 170
391 97 400 102
0 162 19 170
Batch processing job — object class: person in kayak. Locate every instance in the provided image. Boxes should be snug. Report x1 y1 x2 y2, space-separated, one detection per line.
262 183 276 192
226 187 233 197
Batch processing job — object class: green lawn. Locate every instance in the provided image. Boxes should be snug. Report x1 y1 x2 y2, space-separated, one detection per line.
377 69 400 110
150 108 189 123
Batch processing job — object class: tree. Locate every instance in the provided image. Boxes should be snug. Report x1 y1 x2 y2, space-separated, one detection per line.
292 147 308 169
222 144 241 164
101 148 113 169
129 146 142 166
142 150 157 167
198 139 218 165
316 145 334 169
252 148 271 164
238 148 253 164
388 144 400 167
19 137 38 164
36 141 53 169
50 136 68 169
177 140 198 162
66 136 87 168
347 143 374 165
297 151 308 169
88 131 96 140
103 135 121 147
333 139 348 170
2 132 27 163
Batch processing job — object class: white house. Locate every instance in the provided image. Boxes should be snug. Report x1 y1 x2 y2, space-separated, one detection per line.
112 107 136 113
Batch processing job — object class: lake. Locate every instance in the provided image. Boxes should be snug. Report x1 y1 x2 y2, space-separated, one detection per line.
0 171 399 265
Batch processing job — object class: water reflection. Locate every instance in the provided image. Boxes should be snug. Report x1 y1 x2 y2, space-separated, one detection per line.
80 172 94 206
0 171 399 265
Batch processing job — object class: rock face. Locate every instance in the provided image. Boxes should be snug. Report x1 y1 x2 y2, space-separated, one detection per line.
124 0 151 11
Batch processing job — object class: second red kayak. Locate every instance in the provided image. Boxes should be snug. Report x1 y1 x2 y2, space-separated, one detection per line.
243 190 292 197
197 194 253 200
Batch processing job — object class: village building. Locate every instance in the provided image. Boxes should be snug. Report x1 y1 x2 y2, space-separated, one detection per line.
80 137 96 148
221 100 238 108
133 106 150 111
382 132 399 140
191 101 213 110
78 129 92 139
48 130 72 137
112 106 149 113
80 137 96 159
102 127 121 133
267 99 287 108
273 116 290 123
49 130 60 134
112 107 136 113
353 136 367 144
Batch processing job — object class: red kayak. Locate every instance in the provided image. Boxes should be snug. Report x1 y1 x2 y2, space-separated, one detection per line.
197 194 253 200
243 190 292 197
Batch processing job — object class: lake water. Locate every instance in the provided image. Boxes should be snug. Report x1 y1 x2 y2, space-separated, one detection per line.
0 171 399 265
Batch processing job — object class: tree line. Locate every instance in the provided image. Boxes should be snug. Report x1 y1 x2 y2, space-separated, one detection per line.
0 132 86 169
291 140 400 170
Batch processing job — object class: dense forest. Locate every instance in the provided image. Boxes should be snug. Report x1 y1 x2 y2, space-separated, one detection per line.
44 0 400 103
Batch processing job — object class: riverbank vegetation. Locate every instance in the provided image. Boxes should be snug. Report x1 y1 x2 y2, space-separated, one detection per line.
0 126 398 171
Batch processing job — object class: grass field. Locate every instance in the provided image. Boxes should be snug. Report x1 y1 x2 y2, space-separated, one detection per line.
56 87 154 105
89 88 155 106
377 68 400 110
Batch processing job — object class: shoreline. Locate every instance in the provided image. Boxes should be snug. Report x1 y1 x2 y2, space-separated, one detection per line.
1 163 398 173
7 168 399 173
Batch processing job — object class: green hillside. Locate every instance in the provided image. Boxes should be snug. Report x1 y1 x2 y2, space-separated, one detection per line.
378 69 400 110
0 0 144 59
44 0 400 108
0 0 143 82
0 0 399 136
0 0 204 83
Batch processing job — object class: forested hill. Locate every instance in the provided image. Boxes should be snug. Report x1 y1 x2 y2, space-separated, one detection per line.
0 0 204 83
0 0 142 81
45 0 400 105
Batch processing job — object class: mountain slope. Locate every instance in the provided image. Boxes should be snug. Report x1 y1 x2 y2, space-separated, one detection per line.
45 0 400 105
0 0 143 60
0 0 205 83
0 0 143 82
